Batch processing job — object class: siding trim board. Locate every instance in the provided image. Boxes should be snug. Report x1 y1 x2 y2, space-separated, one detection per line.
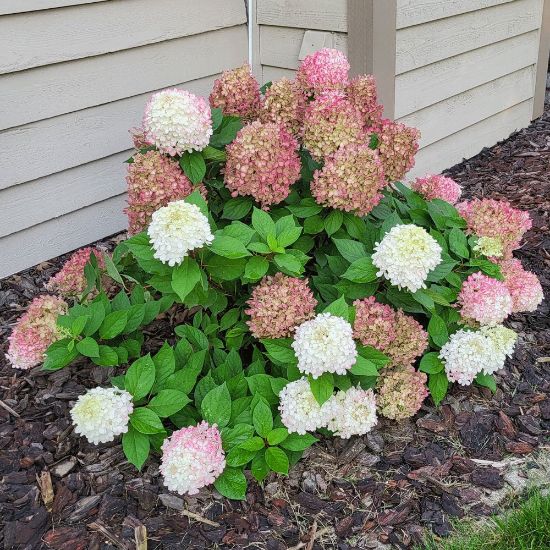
533 0 550 119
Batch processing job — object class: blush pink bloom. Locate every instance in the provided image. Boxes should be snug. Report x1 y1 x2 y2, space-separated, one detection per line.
377 365 428 420
302 91 364 161
353 297 397 350
7 295 68 370
46 247 106 297
160 422 225 495
260 78 307 136
500 259 544 313
411 174 462 204
369 118 420 182
458 272 513 326
209 64 261 119
311 143 386 216
246 273 317 339
296 48 350 95
385 310 429 367
224 121 301 208
129 126 151 149
345 75 383 128
457 198 532 259
125 150 199 235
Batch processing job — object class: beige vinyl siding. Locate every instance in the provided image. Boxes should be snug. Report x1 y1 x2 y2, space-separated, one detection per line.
0 0 248 278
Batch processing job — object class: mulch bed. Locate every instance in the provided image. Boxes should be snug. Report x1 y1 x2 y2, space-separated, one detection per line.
1 88 549 550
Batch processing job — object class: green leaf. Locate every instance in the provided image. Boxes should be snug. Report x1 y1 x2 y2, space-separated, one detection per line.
43 339 79 371
244 256 269 281
251 208 276 241
448 227 469 258
210 116 243 148
125 354 155 400
251 449 269 481
123 304 146 334
214 467 247 500
261 339 297 366
222 197 253 220
202 383 232 428
179 151 206 185
265 446 289 475
76 337 100 358
71 315 89 337
350 355 378 376
309 373 334 406
429 372 449 406
165 349 206 394
91 345 119 367
304 215 324 235
222 424 255 449
206 256 246 281
130 407 164 434
426 260 458 283
210 235 251 259
323 295 349 320
147 389 190 417
239 436 265 452
226 447 257 467
83 302 105 336
211 107 223 130
333 238 367 263
324 210 343 236
252 401 273 437
428 314 449 348
99 310 128 340
274 253 302 275
122 426 150 470
104 254 124 286
419 352 444 374
202 145 226 162
171 257 201 301
286 198 323 218
469 259 504 280
342 257 378 283
475 373 497 392
184 189 209 217
281 433 318 451
357 346 390 369
267 428 288 446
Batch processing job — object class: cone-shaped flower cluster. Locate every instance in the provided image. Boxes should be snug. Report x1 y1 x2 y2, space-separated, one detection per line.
311 143 386 216
296 48 349 95
377 366 428 420
457 199 532 259
411 174 462 204
7 295 68 370
143 88 212 155
224 121 301 207
209 64 261 119
473 236 505 259
326 387 378 439
386 311 429 367
160 422 225 495
500 259 544 313
260 78 306 135
246 274 317 339
346 75 383 128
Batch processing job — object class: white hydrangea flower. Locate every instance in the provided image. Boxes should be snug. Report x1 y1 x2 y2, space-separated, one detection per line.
70 387 133 444
480 325 517 375
372 224 442 293
473 236 504 258
278 377 336 434
326 386 377 439
143 88 212 155
292 313 357 378
148 200 214 266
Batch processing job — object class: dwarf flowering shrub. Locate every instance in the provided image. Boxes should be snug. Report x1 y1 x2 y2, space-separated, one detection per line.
9 49 543 500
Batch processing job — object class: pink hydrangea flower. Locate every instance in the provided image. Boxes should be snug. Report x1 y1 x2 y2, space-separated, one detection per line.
296 48 350 95
7 295 68 370
129 126 151 149
125 150 199 235
260 78 306 136
353 297 397 350
46 247 106 297
457 199 532 259
224 121 301 207
369 118 420 182
346 75 383 128
411 174 462 204
246 273 317 339
458 272 513 326
302 91 364 161
160 422 225 495
311 143 386 216
500 259 544 313
377 366 428 420
385 310 429 367
209 64 261 119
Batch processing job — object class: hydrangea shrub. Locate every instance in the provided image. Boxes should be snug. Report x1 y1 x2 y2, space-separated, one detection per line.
9 49 543 501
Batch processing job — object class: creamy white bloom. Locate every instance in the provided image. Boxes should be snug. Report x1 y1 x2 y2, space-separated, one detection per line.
148 200 214 266
70 387 133 444
473 236 504 258
372 224 442 292
327 386 377 439
278 377 335 434
480 325 517 375
292 313 357 378
143 88 212 155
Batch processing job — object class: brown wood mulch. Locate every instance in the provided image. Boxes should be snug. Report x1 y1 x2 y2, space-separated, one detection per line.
1 88 549 550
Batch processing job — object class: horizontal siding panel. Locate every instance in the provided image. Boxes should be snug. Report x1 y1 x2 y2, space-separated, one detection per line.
0 0 108 15
396 0 514 29
0 152 130 238
0 74 218 189
257 0 347 32
396 0 543 74
0 0 246 74
398 67 535 147
1 26 247 130
408 99 533 178
260 26 347 70
395 31 539 118
0 195 127 279
262 66 297 83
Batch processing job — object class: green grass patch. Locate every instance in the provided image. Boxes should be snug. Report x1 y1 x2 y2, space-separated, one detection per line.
419 490 550 550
